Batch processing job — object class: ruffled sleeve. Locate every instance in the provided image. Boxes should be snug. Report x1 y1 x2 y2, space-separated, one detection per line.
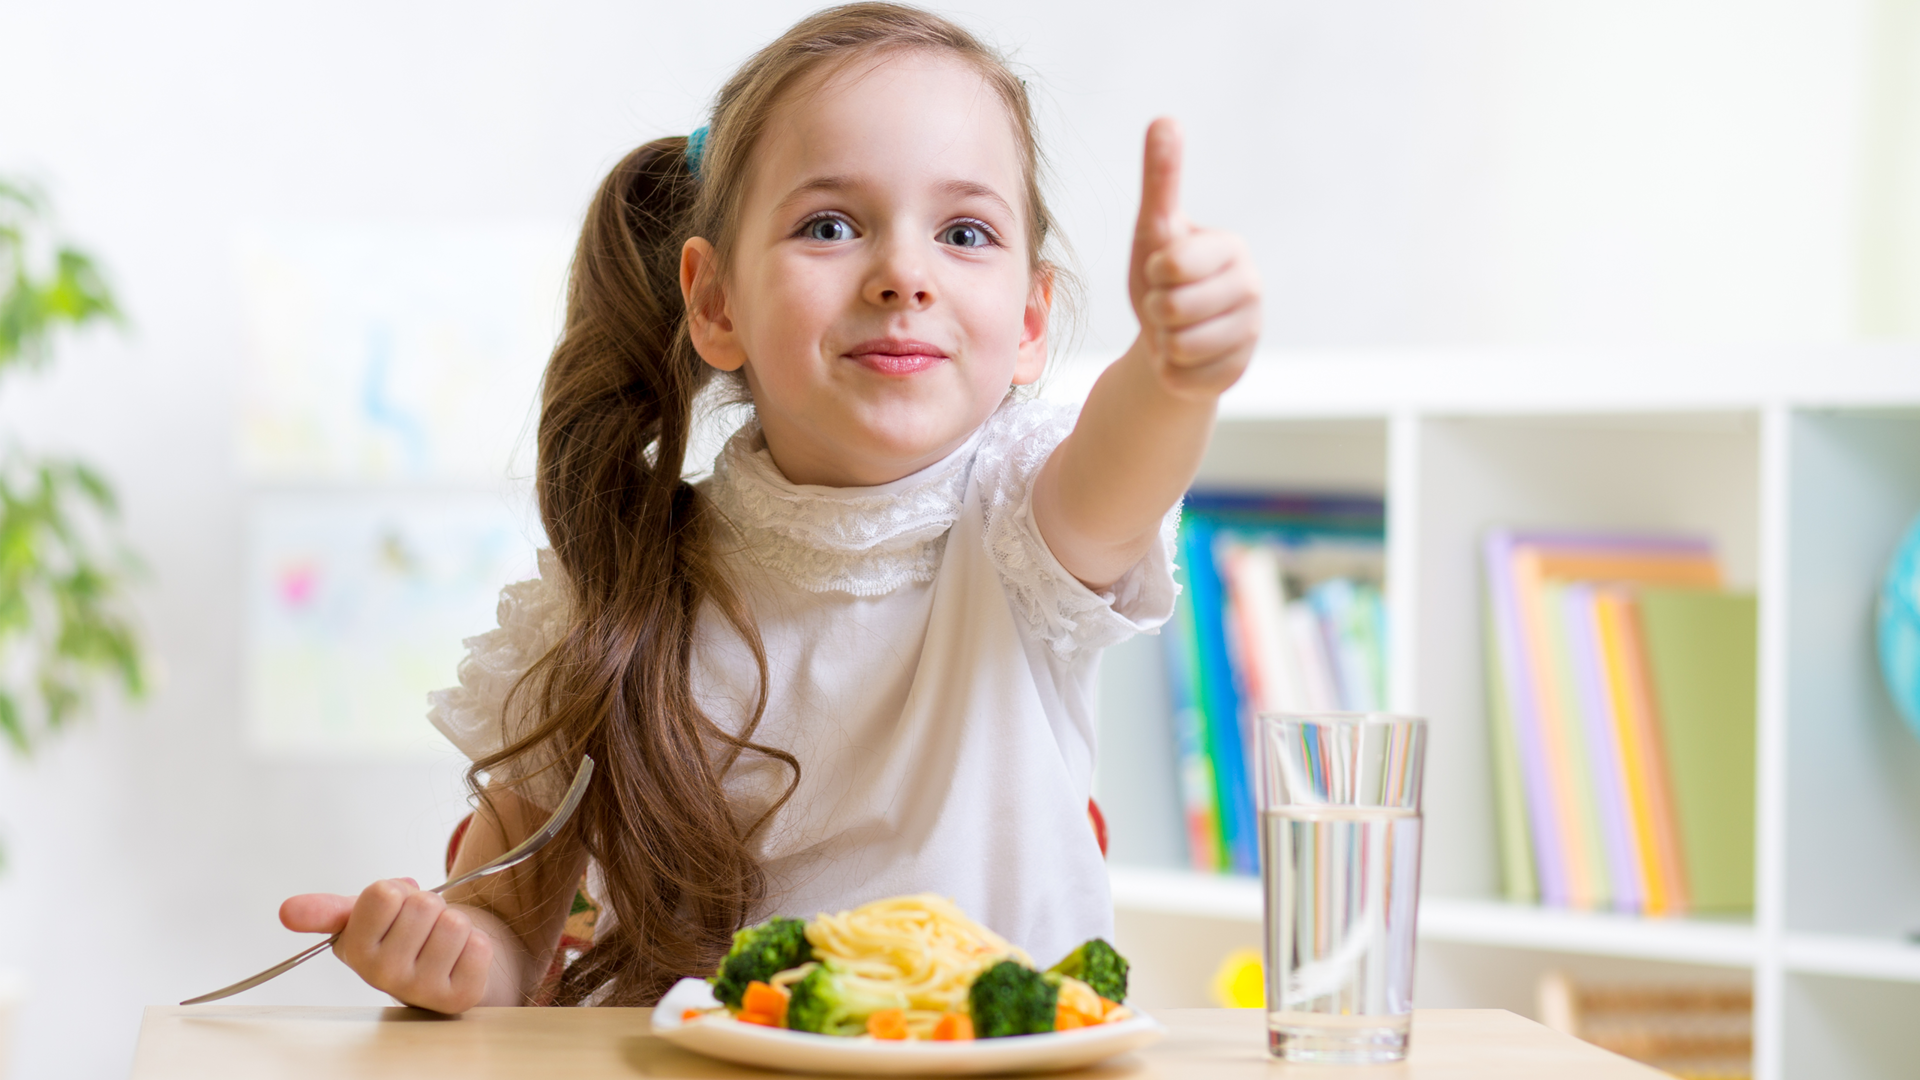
974 399 1181 659
427 548 574 803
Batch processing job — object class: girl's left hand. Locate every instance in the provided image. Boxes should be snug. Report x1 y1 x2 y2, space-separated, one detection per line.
1128 117 1262 400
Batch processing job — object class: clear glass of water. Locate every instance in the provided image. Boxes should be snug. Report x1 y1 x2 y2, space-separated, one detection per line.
1257 712 1428 1064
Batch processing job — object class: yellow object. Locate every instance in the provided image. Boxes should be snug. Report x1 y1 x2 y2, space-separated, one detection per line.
803 894 1032 1038
1210 948 1265 1008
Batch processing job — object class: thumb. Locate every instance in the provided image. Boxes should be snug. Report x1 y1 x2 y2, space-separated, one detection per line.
280 893 355 935
1132 117 1185 267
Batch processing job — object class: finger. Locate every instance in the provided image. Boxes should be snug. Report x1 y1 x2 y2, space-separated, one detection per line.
446 930 496 1007
1145 230 1244 289
279 893 355 935
1146 268 1258 331
1131 117 1185 263
337 879 412 964
1157 299 1262 367
368 890 445 987
413 907 474 985
378 889 446 956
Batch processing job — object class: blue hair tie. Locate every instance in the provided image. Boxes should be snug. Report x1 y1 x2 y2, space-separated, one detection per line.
685 126 710 178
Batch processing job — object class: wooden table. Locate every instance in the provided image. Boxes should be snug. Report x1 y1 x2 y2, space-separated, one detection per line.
132 1006 1669 1078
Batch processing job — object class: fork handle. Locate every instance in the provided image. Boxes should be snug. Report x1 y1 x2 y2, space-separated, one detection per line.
179 932 342 1006
180 875 513 1006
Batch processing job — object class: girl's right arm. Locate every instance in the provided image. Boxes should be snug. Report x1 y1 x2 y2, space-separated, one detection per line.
278 790 589 1013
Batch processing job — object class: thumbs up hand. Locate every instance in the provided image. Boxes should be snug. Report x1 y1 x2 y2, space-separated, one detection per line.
1128 118 1261 399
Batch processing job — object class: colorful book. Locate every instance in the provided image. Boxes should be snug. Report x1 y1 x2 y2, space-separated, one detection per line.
1484 530 1722 911
1164 492 1388 874
1638 588 1757 912
1484 591 1539 902
1562 583 1644 913
1162 582 1223 872
1593 587 1690 914
1532 574 1612 909
1182 517 1258 874
1484 531 1569 904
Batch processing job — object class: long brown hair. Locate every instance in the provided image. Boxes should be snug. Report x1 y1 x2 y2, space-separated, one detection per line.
472 2 1070 1007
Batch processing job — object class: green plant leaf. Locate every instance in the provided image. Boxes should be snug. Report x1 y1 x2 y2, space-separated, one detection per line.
0 692 24 754
0 178 126 375
0 175 147 774
69 462 118 514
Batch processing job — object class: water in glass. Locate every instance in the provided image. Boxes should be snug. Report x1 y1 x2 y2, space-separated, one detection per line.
1262 803 1422 1063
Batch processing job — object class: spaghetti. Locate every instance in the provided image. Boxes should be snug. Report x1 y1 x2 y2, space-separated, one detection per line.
802 894 1031 1035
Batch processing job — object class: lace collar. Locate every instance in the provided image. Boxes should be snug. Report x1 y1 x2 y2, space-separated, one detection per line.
703 420 982 596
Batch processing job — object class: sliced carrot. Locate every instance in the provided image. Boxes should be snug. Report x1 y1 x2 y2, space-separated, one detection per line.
681 1008 704 1022
1054 1002 1088 1030
736 1010 779 1027
742 980 791 1026
1095 996 1122 1021
932 1012 974 1041
866 1009 910 1040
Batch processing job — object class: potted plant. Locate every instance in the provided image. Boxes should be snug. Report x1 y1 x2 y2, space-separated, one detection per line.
0 178 146 1079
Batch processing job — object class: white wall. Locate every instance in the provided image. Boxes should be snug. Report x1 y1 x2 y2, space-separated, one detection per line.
0 1 1890 1076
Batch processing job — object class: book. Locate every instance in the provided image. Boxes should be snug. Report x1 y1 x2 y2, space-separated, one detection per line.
1530 572 1611 909
1637 588 1758 912
1484 590 1539 903
1562 583 1645 913
1593 587 1690 914
1183 518 1258 874
1312 578 1386 711
1164 492 1388 874
1162 582 1224 872
1285 599 1342 711
1484 531 1568 904
1484 530 1723 911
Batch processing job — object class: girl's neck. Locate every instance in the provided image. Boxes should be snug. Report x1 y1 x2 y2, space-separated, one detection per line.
756 417 981 489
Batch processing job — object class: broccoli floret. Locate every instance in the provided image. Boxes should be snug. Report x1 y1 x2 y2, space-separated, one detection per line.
711 917 815 1009
968 960 1058 1038
784 962 905 1035
1046 938 1130 1003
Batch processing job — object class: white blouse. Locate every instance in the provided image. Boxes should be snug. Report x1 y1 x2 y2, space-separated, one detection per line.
427 398 1178 968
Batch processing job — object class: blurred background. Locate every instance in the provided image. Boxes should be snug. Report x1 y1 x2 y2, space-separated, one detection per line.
3 1 1920 1077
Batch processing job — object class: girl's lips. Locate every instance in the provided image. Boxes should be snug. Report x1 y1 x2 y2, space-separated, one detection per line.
845 340 949 376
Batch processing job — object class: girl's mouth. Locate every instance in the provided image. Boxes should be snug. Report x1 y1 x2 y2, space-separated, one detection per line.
844 339 949 375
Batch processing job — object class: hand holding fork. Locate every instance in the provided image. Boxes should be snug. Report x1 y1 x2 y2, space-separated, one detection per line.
183 757 593 1012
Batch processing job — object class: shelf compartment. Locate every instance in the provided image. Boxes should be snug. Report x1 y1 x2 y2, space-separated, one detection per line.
1409 411 1762 903
1782 407 1920 941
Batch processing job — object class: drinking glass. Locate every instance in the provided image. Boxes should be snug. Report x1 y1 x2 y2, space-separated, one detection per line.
1256 712 1428 1064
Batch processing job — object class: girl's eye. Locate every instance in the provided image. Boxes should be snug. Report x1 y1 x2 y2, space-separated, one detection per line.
939 222 994 249
803 216 853 242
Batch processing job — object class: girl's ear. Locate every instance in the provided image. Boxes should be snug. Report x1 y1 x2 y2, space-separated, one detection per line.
682 237 746 372
1011 269 1052 386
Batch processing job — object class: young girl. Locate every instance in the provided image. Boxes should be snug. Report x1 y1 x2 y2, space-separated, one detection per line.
279 2 1260 1012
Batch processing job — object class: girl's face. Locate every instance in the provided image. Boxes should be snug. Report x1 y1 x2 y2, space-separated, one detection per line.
684 51 1049 488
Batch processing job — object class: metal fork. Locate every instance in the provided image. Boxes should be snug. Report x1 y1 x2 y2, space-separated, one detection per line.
180 755 595 1006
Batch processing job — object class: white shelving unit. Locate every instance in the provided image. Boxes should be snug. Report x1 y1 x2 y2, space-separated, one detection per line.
1072 346 1920 1080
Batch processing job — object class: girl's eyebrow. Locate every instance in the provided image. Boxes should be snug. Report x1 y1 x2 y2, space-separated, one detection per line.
938 179 1015 220
776 175 859 213
771 176 1015 220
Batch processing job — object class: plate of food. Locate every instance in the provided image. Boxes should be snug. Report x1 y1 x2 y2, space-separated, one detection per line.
650 894 1164 1076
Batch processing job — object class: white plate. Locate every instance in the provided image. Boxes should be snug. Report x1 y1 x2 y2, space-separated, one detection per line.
651 978 1166 1076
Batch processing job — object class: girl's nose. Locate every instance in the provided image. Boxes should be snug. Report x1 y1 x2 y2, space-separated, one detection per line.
864 238 934 309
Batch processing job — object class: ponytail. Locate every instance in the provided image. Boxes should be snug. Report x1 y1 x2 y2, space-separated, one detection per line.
474 137 793 1007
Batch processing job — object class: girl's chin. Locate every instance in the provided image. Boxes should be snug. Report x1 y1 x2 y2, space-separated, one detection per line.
828 411 991 479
